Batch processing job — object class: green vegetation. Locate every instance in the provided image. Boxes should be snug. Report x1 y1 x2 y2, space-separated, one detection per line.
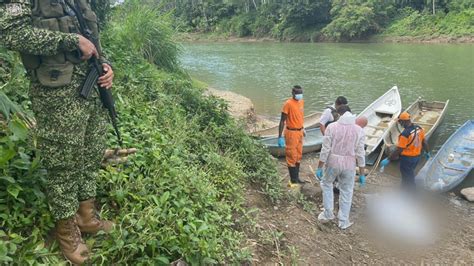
0 0 282 263
383 7 474 38
167 0 473 41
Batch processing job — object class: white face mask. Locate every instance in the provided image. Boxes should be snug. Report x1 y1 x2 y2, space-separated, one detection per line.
294 94 303 101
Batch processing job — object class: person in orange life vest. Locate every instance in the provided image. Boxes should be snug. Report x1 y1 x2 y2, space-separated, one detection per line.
278 85 305 184
380 112 431 189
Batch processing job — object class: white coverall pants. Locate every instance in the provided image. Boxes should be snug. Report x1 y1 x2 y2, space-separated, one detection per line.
320 167 355 224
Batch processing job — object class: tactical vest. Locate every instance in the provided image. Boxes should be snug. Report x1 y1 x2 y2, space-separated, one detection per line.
324 106 339 127
19 0 99 87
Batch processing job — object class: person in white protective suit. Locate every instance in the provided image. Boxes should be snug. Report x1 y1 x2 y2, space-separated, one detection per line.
315 105 366 229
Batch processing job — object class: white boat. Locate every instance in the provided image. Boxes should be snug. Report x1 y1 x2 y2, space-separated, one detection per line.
383 98 449 148
251 112 322 138
358 86 402 156
259 128 323 157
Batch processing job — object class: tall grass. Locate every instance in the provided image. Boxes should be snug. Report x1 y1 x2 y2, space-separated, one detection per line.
105 0 181 72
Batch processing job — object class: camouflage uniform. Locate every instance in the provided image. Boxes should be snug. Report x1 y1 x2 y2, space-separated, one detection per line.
0 0 108 221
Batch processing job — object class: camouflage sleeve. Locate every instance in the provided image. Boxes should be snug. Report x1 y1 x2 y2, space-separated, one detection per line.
0 2 79 56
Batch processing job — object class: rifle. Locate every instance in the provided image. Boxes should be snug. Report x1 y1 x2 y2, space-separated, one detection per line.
64 0 123 147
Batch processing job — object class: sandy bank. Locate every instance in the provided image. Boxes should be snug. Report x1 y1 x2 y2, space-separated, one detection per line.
205 87 277 132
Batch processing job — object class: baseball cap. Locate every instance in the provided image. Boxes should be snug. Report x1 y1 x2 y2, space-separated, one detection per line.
398 112 411 121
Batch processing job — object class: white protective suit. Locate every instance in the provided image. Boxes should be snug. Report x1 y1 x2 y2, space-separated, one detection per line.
318 112 366 229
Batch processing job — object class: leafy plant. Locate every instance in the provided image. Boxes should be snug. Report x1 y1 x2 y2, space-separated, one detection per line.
323 2 378 41
384 8 474 37
0 1 282 264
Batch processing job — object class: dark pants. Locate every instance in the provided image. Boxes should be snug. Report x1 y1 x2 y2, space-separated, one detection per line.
400 155 421 190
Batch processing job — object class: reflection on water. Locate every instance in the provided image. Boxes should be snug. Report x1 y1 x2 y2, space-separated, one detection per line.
181 42 474 150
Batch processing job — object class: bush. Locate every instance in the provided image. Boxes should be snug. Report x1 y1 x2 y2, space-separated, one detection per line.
229 14 255 37
384 8 474 37
323 4 378 41
448 0 474 12
252 16 275 37
1 1 282 264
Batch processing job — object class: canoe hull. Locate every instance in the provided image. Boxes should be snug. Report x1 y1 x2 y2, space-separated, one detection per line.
415 120 474 193
252 112 322 138
358 86 402 157
260 128 323 157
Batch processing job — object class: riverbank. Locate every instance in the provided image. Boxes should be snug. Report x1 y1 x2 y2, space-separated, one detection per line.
205 87 278 133
206 85 473 263
177 32 474 44
1 3 286 263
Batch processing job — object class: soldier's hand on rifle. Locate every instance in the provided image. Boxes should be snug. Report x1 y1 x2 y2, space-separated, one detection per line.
98 63 114 89
78 35 98 60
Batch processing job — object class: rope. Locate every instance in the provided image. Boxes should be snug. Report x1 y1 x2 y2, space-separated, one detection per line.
367 144 387 178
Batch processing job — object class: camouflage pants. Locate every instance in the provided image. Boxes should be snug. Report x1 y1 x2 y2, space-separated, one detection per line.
30 77 108 221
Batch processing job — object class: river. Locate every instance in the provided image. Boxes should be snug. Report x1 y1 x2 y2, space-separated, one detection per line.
180 42 474 150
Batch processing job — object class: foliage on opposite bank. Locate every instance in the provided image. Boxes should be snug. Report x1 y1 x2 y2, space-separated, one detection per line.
167 0 473 41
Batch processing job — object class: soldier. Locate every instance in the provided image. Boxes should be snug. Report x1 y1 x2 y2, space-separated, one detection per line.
1 0 114 263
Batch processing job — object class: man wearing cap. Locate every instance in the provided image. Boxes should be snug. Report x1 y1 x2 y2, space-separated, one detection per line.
278 85 305 184
380 112 430 189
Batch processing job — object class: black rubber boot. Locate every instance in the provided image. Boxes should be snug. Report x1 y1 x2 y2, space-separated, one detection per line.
288 167 297 184
290 165 305 184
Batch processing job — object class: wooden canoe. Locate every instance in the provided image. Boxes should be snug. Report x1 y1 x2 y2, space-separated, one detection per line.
415 120 474 193
383 98 449 148
251 112 322 138
358 86 402 156
259 128 323 157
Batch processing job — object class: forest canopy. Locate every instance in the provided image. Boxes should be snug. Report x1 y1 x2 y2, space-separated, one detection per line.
160 0 474 41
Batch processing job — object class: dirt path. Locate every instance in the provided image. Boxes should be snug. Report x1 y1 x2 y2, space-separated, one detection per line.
245 153 474 264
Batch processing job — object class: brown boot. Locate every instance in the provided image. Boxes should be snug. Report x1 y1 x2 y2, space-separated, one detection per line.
76 198 114 234
56 216 89 264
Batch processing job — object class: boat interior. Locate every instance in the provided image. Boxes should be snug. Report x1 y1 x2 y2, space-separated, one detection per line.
424 129 474 189
386 100 447 145
252 112 322 138
364 102 400 153
411 101 446 133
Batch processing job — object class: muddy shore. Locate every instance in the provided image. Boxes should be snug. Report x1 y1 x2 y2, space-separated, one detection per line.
179 32 474 44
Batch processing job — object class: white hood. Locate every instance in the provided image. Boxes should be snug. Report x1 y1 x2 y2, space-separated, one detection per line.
338 112 356 125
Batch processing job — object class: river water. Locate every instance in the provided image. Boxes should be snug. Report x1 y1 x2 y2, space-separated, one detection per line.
181 42 474 150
